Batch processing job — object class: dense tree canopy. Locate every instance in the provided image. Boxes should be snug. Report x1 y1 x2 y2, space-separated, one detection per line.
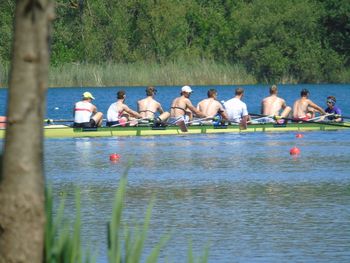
1 0 349 82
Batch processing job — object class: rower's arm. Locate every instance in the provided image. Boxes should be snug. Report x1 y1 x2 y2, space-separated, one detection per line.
281 99 287 109
124 105 142 118
187 101 206 118
309 101 326 115
91 105 97 114
137 100 141 112
158 103 164 114
221 110 229 121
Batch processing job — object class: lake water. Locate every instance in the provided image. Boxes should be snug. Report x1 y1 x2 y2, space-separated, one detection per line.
1 84 350 262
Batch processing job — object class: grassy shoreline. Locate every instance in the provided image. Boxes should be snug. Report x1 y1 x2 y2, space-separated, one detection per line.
2 61 350 88
1 60 257 88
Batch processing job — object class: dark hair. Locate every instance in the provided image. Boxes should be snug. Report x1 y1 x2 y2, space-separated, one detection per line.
146 86 156 96
235 87 244 96
117 90 126 99
207 89 217 98
301 89 309 97
327 95 336 103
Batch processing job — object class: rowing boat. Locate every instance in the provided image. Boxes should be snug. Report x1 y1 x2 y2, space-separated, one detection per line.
1 121 349 139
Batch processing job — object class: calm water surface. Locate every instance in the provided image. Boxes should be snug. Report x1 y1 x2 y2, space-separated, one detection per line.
1 84 350 262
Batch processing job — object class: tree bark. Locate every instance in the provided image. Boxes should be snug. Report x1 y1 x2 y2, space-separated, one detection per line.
0 0 54 262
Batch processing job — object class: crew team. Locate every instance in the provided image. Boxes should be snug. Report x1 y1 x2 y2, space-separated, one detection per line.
73 85 343 129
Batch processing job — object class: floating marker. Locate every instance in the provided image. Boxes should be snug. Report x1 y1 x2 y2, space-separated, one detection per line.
290 147 301 155
54 107 59 110
295 133 304 138
109 153 120 161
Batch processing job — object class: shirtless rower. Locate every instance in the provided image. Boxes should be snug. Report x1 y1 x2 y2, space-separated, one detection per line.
169 85 206 130
106 90 142 126
73 91 103 128
293 88 326 121
197 88 228 124
261 85 291 123
137 86 170 125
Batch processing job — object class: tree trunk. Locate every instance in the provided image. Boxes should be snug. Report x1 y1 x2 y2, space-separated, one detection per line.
0 0 53 262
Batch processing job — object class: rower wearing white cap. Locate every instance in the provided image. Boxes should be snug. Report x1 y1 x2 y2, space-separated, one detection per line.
73 91 103 128
169 85 206 126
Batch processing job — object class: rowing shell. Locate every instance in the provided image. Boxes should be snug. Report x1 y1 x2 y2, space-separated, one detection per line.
0 122 349 139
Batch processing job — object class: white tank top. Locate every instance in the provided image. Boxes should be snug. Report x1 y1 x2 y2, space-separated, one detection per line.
107 102 123 122
74 101 93 123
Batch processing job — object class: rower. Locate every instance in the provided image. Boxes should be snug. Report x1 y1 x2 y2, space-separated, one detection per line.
106 90 142 127
197 88 228 125
324 96 342 122
261 85 291 123
168 86 206 130
137 86 170 126
73 91 103 128
224 87 250 129
292 89 326 121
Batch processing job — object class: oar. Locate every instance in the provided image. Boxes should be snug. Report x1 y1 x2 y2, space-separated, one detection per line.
250 113 350 128
250 115 274 123
44 118 109 124
186 116 214 125
110 117 151 127
337 115 350 120
308 113 334 121
44 119 74 124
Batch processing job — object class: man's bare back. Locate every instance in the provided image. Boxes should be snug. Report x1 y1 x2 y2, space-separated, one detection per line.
197 98 224 117
170 96 193 117
261 85 291 119
292 89 326 119
138 97 163 118
170 86 206 119
262 95 287 115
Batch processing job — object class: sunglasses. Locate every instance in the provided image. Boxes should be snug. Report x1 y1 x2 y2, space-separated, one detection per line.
327 100 334 105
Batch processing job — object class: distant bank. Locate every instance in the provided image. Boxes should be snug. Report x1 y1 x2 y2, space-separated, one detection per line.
3 61 256 88
1 61 350 88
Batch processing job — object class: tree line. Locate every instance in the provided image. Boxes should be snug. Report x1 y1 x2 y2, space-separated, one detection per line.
1 0 349 83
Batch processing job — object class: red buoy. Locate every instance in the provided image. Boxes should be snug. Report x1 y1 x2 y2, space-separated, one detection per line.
290 147 301 155
109 153 120 161
295 133 304 138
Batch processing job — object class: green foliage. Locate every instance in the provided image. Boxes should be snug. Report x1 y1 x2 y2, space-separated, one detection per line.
1 0 350 83
320 0 350 66
230 0 343 82
44 187 89 263
0 0 14 63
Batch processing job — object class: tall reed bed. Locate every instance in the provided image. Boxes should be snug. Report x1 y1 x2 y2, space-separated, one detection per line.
0 63 9 88
48 60 256 87
45 167 209 263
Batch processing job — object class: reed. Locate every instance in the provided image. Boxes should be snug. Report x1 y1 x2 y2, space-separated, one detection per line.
0 63 9 88
45 166 209 263
47 60 256 87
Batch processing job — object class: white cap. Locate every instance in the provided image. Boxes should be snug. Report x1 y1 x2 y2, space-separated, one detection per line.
181 85 193 93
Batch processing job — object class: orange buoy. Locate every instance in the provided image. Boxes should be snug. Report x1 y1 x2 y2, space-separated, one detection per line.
290 147 301 155
109 153 120 161
295 133 304 138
